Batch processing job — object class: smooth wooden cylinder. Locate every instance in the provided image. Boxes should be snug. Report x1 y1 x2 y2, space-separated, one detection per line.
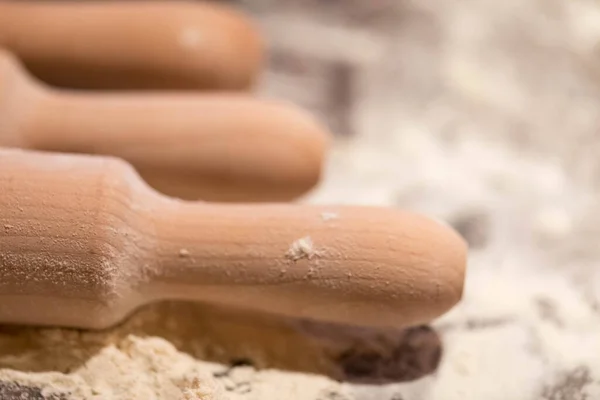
0 149 467 330
0 1 263 90
0 50 330 201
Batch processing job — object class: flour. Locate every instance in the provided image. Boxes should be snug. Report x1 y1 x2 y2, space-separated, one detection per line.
286 236 317 261
320 212 339 222
0 336 224 400
179 249 191 258
0 328 352 400
0 331 341 400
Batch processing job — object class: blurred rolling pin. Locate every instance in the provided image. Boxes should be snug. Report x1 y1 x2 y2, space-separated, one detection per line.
0 149 466 330
0 1 262 90
0 50 329 202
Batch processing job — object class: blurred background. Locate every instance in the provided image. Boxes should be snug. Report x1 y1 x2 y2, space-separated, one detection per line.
225 1 600 398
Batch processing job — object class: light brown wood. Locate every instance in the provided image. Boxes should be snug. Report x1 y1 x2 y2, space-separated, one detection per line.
0 1 263 90
0 149 467 330
0 50 330 201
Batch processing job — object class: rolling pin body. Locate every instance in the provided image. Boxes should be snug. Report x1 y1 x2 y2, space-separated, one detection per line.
0 50 329 201
0 149 466 329
0 1 263 90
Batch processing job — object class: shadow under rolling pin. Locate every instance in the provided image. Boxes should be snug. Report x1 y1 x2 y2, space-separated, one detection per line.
0 1 263 90
0 149 466 330
0 49 329 202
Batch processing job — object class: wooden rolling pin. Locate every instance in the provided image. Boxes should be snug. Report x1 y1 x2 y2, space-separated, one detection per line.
0 1 263 90
0 149 467 330
0 49 329 202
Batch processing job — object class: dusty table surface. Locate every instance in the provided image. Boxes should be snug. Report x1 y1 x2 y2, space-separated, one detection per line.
1 0 600 399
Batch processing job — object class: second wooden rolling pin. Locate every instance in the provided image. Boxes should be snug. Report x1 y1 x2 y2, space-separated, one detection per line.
0 149 467 330
0 49 329 202
0 1 263 90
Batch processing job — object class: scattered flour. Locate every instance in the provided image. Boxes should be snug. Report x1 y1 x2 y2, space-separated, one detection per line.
0 327 350 400
179 249 191 258
180 377 225 400
0 336 224 400
320 212 339 222
286 236 317 261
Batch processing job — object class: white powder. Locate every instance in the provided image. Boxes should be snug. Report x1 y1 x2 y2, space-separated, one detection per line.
286 236 317 261
0 336 224 400
179 249 191 258
320 212 339 222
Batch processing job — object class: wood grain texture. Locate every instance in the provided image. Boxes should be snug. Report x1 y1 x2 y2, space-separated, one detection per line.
0 149 466 330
